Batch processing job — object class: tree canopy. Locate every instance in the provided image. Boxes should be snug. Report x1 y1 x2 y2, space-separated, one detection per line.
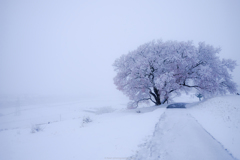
113 40 237 108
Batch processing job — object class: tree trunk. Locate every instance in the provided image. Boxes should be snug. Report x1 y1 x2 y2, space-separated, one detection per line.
153 87 161 105
149 87 162 105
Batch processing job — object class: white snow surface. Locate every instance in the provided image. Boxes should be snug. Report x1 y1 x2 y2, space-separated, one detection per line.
0 95 239 160
189 95 240 159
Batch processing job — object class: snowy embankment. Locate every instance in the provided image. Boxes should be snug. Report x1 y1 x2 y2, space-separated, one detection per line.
189 95 240 160
130 109 235 160
130 95 240 160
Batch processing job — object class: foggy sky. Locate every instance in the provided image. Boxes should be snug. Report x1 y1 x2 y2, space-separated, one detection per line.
1 0 240 97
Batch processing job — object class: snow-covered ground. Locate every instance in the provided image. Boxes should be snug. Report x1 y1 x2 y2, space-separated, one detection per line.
189 95 240 159
0 95 239 160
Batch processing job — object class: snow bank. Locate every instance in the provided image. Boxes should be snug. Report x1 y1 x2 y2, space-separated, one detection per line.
189 95 240 159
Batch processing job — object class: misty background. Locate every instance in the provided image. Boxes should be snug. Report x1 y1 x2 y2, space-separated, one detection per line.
1 0 240 99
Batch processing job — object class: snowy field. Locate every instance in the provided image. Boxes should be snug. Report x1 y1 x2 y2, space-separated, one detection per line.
0 94 239 160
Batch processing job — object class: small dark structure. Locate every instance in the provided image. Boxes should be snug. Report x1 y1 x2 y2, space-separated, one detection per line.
167 103 187 109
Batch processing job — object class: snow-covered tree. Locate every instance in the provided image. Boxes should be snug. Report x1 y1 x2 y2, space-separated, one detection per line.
113 40 237 108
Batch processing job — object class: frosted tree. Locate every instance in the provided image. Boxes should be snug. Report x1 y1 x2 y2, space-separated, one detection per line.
113 40 237 108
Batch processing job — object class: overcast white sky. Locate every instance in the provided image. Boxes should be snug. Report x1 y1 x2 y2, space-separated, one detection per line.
0 0 240 97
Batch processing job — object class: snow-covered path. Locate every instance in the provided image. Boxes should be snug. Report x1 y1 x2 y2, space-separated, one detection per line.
130 109 236 160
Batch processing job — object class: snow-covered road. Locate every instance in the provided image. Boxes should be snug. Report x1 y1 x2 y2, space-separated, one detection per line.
130 109 236 160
